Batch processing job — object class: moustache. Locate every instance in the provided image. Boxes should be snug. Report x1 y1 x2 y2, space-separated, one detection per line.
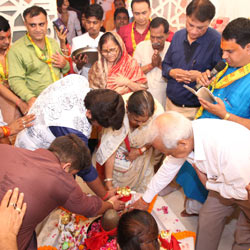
152 42 161 49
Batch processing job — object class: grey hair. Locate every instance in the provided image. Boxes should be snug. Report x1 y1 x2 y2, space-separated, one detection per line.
147 111 193 149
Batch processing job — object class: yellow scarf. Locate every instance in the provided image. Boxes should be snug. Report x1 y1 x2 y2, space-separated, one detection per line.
195 62 250 119
0 53 8 84
26 33 58 82
131 21 150 55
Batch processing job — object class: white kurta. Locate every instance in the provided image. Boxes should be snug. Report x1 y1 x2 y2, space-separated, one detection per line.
134 40 170 108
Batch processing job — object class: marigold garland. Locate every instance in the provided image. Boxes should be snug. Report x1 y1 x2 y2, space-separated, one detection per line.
148 195 157 213
172 231 196 245
38 246 58 250
59 206 88 223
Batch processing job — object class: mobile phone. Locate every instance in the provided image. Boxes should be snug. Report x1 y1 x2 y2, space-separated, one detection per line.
53 18 68 33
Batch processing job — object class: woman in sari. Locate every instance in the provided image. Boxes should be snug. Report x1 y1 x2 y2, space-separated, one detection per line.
88 32 148 95
95 90 164 192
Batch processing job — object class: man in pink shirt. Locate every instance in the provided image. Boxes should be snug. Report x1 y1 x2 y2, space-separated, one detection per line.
0 134 124 250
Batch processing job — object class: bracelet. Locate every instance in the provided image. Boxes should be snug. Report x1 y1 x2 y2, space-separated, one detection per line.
104 178 113 182
107 200 114 208
223 112 230 120
138 148 143 155
61 48 69 52
101 191 109 201
1 126 11 137
138 146 147 155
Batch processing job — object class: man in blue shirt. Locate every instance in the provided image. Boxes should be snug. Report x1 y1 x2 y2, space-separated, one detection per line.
162 0 221 119
177 17 250 219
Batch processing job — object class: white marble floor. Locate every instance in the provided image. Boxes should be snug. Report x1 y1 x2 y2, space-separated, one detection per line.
162 188 237 250
75 176 237 250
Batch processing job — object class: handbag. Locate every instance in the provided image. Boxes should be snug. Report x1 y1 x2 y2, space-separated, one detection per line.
114 135 132 173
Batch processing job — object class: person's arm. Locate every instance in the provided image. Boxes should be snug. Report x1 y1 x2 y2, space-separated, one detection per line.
49 126 109 198
162 42 174 79
205 174 248 201
104 152 116 190
0 84 28 115
198 97 250 129
132 156 186 210
54 27 70 57
71 37 88 73
97 195 125 215
63 184 125 217
140 51 162 74
162 38 191 83
141 63 154 74
51 39 70 74
0 114 35 138
7 49 36 102
194 151 249 200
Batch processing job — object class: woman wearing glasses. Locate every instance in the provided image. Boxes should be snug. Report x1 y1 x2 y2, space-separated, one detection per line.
88 32 147 95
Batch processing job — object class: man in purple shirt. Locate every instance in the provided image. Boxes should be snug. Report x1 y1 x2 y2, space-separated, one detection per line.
0 134 124 250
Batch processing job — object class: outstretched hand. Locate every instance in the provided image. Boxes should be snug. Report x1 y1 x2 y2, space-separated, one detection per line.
8 114 35 135
129 197 149 211
108 195 125 211
0 188 27 238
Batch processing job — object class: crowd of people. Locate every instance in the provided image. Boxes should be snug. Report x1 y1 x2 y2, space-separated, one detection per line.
0 0 250 249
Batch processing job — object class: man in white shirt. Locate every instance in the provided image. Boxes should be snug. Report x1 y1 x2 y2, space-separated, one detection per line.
134 17 170 108
133 111 250 250
71 4 104 78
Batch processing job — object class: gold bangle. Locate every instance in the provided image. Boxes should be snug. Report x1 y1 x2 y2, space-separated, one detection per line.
223 112 230 120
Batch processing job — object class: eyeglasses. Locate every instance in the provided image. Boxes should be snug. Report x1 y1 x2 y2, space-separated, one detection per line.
101 47 118 55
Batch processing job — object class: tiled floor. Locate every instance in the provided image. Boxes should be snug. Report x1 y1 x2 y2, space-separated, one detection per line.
163 188 237 250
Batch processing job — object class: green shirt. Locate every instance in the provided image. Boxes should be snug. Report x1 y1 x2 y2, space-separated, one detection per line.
8 35 70 102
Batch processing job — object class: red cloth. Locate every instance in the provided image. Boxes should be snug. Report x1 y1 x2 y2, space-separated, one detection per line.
166 31 174 43
118 22 150 56
159 234 181 250
63 44 75 75
85 226 117 250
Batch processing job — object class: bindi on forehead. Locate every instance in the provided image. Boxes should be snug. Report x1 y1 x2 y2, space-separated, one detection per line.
0 30 11 37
